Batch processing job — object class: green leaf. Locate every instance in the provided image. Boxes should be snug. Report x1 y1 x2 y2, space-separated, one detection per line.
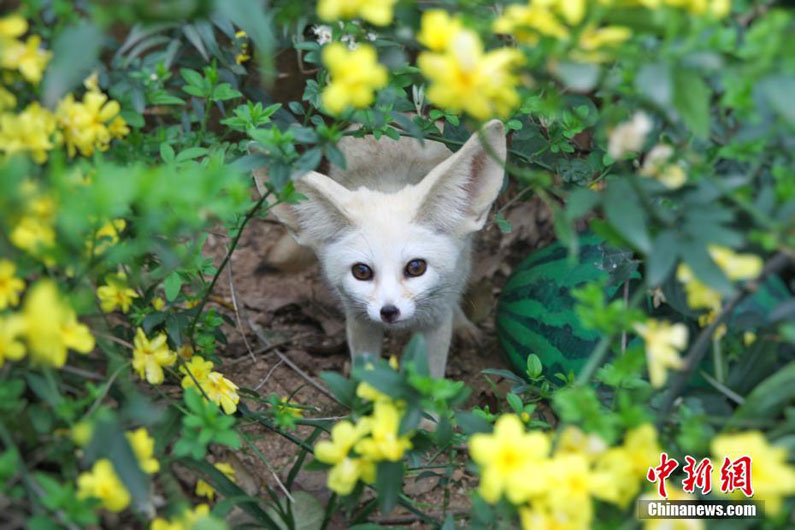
402 334 429 377
181 459 281 529
42 23 103 107
731 361 795 424
604 179 651 253
566 188 600 220
455 411 492 435
680 241 733 295
495 212 512 234
646 230 680 287
375 461 403 513
506 392 523 415
163 272 182 301
673 69 711 139
176 147 209 162
759 75 795 125
555 61 600 92
180 68 204 88
25 373 63 408
636 63 672 107
85 417 152 513
354 361 410 400
526 354 543 379
319 372 355 407
159 142 175 162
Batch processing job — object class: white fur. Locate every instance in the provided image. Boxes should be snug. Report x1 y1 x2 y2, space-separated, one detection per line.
274 120 506 377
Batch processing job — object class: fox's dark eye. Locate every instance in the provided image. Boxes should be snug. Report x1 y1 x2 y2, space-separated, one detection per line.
351 263 373 281
405 259 427 278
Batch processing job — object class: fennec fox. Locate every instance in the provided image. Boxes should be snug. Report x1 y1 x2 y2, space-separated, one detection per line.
272 120 506 377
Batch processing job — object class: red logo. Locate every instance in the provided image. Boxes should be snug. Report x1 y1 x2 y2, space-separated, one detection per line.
647 452 679 498
682 456 713 495
647 453 754 498
719 456 754 497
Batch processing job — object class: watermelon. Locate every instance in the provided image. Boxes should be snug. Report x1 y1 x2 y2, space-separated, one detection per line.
496 234 635 379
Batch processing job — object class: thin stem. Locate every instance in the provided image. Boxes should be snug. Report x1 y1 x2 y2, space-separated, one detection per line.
187 191 271 340
712 337 724 384
657 252 792 422
575 287 647 386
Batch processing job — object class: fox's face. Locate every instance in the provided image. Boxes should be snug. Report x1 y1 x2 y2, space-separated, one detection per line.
319 201 466 327
275 120 506 328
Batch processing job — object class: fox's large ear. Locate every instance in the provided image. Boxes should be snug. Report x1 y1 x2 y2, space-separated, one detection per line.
270 171 354 248
414 120 506 235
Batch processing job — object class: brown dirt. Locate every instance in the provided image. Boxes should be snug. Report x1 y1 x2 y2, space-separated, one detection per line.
198 187 555 528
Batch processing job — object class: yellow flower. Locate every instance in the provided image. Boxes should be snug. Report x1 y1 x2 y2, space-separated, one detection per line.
180 356 214 387
92 218 126 255
743 331 756 346
0 34 52 84
0 260 25 309
554 425 608 462
546 453 597 508
634 319 688 388
418 30 524 120
327 456 376 495
317 0 397 26
573 25 632 63
493 3 570 44
71 420 93 446
608 112 652 159
623 424 662 478
76 459 131 512
708 246 763 281
322 43 387 115
179 356 240 414
19 281 93 367
126 427 159 474
355 400 412 462
132 328 176 385
315 420 370 464
315 420 374 495
676 264 722 311
590 447 639 507
108 115 130 138
151 504 212 530
203 371 240 414
10 215 55 253
677 247 762 312
356 379 391 402
195 462 236 500
97 273 139 313
0 86 16 110
417 10 462 52
177 344 194 360
61 308 95 354
56 88 128 157
557 0 587 25
0 315 26 367
711 431 795 514
152 297 166 311
151 519 183 530
519 500 591 530
698 309 727 340
0 102 58 163
277 397 304 419
0 14 27 38
469 414 550 504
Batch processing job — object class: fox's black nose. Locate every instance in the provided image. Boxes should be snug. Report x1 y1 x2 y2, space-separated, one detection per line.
380 305 400 323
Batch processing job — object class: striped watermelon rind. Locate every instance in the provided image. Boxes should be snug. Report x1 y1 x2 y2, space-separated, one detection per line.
496 234 633 379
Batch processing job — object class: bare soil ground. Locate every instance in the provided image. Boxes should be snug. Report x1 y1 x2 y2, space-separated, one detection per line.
196 189 554 528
